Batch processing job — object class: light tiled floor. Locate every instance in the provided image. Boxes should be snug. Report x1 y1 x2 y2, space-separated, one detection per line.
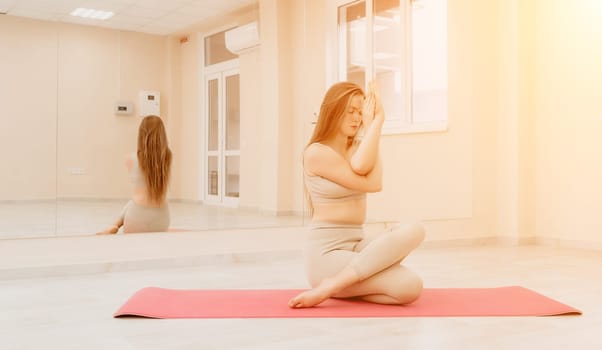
0 200 306 239
1 243 601 349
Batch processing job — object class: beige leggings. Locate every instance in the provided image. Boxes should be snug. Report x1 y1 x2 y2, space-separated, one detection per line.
304 222 424 302
118 200 170 233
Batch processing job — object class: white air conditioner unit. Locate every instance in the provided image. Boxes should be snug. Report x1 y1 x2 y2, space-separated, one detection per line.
225 21 260 55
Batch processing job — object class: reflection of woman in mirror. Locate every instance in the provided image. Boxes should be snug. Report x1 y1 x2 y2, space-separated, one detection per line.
288 82 425 308
97 115 172 234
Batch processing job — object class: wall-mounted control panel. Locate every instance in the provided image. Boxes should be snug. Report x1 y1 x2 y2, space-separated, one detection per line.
139 91 160 117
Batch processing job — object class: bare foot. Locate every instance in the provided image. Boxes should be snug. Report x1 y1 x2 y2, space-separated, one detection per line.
288 278 336 308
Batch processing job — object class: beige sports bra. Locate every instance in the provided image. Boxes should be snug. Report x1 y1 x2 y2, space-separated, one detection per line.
304 143 366 204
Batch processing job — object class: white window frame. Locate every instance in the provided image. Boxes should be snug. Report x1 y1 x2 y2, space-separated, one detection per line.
327 0 448 135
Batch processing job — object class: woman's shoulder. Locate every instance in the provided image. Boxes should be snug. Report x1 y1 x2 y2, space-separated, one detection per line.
305 143 336 161
306 142 338 154
305 143 330 171
304 142 348 172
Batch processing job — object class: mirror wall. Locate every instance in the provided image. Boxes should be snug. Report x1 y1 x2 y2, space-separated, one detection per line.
1 15 58 238
0 13 305 239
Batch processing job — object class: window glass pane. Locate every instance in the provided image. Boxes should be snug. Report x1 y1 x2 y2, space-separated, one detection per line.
204 30 238 66
208 156 218 196
225 156 239 198
338 1 366 88
411 0 447 123
373 0 402 121
225 74 240 150
208 79 218 151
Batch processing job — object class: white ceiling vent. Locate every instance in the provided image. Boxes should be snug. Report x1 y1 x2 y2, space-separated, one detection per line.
225 21 260 55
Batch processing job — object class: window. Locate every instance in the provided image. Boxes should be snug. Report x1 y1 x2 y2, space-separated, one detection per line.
333 0 448 134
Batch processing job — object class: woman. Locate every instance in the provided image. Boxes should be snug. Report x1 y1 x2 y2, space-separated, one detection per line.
288 82 425 308
98 115 172 234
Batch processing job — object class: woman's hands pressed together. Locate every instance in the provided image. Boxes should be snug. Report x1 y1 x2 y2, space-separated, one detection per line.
362 85 376 129
362 81 385 130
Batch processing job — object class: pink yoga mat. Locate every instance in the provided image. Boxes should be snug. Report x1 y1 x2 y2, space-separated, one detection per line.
114 286 581 318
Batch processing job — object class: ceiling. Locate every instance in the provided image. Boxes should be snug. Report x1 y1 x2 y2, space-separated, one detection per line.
0 0 256 35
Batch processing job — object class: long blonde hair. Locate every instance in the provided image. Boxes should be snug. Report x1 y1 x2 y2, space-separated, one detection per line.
137 115 172 205
304 82 365 217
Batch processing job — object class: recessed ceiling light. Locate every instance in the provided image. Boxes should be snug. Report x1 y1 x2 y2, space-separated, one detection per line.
70 8 114 20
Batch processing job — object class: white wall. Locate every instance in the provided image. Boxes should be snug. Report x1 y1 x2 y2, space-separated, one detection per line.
534 0 602 246
239 49 262 209
0 16 57 201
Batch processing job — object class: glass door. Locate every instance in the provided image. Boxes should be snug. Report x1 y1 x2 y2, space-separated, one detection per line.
206 73 220 203
204 69 240 206
222 70 240 206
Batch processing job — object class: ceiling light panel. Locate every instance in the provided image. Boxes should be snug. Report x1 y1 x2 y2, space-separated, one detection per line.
70 7 114 20
80 0 132 13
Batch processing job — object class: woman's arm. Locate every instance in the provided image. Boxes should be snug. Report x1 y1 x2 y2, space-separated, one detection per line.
349 119 383 175
349 82 385 175
305 144 382 193
96 218 123 235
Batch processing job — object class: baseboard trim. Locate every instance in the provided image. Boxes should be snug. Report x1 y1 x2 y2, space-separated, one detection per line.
420 236 537 249
0 199 56 203
534 237 602 252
